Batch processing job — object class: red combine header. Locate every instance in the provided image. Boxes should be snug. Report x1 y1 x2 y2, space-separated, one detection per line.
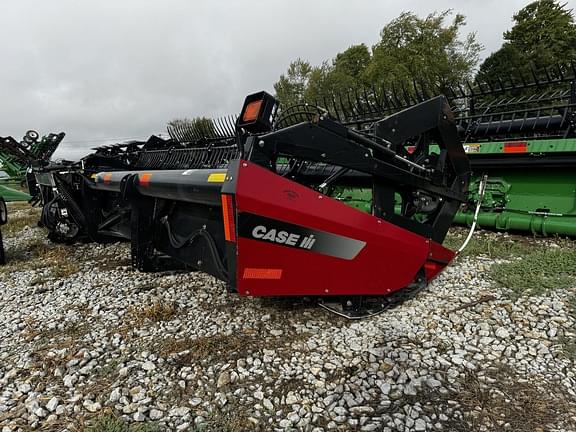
30 91 470 317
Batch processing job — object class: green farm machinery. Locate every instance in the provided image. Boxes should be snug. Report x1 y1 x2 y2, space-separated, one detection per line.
309 65 576 237
0 130 65 202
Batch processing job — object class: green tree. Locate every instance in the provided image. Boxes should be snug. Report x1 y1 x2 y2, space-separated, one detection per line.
273 59 313 106
478 0 576 83
274 10 481 107
334 44 371 78
366 11 481 92
305 45 371 103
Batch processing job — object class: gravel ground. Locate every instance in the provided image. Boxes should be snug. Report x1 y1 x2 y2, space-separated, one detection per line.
0 206 575 432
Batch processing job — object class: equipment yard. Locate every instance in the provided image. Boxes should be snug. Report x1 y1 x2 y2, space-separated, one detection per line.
2 1 576 431
1 205 575 432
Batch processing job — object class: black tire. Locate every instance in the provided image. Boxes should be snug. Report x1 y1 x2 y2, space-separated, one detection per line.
0 197 7 225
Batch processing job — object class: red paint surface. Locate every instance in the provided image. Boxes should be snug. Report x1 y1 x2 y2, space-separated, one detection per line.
226 161 455 297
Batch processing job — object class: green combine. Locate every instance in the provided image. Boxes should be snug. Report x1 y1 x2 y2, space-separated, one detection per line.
0 130 65 201
313 64 576 237
454 139 576 236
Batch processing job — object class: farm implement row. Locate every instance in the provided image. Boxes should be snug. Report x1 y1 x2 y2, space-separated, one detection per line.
5 64 575 315
0 130 65 201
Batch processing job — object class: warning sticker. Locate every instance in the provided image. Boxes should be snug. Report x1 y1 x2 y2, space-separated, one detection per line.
464 144 481 153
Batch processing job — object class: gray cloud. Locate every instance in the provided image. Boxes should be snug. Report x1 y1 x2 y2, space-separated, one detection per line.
1 0 571 160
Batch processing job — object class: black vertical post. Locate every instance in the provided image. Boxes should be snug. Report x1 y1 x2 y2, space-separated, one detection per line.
122 175 157 272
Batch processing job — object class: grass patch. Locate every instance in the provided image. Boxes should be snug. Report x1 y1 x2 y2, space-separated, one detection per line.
444 229 533 258
1 239 79 280
51 262 80 278
445 364 574 431
1 236 45 266
193 411 254 432
6 201 34 210
1 204 79 279
3 207 39 235
490 247 576 298
84 414 160 432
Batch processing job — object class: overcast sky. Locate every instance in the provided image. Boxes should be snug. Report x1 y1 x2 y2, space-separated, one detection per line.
1 0 574 160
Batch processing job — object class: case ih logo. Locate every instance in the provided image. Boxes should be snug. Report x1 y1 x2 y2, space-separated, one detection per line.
239 213 365 260
251 225 316 249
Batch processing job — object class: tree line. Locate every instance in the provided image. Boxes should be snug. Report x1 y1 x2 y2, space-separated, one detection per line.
171 0 576 132
274 0 576 107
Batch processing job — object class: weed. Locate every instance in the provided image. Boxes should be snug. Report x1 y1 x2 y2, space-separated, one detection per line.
490 247 576 298
28 320 89 347
444 363 575 431
157 332 265 366
50 262 79 278
29 274 49 286
96 358 122 378
193 411 254 432
97 256 132 271
84 414 160 432
3 208 40 235
127 301 179 325
444 230 532 258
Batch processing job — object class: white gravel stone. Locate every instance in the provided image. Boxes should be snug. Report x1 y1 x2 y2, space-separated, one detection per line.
17 383 31 394
109 388 121 402
82 400 101 413
133 412 146 422
189 398 202 407
415 418 427 431
170 406 191 417
149 408 164 420
142 361 156 371
176 422 190 431
217 371 230 388
0 221 573 431
45 397 59 412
